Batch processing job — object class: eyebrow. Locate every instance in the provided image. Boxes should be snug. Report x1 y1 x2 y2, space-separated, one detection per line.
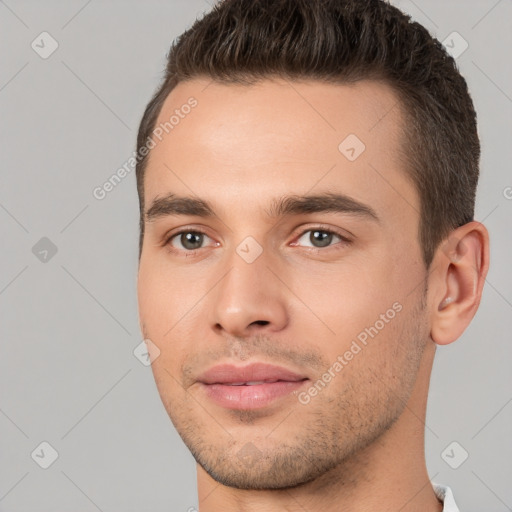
145 192 380 223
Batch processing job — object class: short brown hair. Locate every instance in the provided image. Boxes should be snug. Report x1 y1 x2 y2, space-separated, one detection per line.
135 0 480 268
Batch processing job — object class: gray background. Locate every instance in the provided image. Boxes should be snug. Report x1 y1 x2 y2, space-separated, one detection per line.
0 0 511 510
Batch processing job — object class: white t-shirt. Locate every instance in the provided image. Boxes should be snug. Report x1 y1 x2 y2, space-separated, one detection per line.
433 483 460 511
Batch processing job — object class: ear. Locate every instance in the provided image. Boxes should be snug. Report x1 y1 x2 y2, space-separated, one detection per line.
430 221 490 346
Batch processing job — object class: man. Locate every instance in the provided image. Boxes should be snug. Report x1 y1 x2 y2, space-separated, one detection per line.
135 0 489 510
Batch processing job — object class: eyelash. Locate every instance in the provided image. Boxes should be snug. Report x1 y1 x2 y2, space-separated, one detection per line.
163 225 351 257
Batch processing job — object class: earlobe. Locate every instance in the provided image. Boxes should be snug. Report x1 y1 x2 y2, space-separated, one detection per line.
430 222 490 346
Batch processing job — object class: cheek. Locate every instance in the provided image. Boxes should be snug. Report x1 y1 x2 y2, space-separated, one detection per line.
137 261 202 373
137 265 176 348
293 259 399 356
137 268 162 333
137 258 186 334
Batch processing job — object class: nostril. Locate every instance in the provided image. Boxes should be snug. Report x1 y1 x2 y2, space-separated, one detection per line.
252 320 269 326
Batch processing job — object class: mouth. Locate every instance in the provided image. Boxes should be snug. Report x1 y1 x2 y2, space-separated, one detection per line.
197 362 309 410
221 380 286 386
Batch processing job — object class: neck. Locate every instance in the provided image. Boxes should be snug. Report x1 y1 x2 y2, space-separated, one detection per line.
196 344 442 512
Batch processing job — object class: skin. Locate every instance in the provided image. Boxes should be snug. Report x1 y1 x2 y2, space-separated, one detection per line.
137 77 489 511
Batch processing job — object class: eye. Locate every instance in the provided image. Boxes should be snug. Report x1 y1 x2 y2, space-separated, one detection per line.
293 228 349 249
166 230 215 252
164 226 350 255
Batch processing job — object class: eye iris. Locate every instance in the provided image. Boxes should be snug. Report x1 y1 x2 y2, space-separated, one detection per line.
181 232 203 250
311 230 332 247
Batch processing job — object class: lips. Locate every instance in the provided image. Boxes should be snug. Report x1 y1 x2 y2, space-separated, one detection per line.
197 362 309 410
198 362 307 385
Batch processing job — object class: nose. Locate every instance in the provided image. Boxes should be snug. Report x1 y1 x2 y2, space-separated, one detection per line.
210 250 289 338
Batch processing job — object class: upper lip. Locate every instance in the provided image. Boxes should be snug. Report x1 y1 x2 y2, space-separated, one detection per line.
197 362 308 385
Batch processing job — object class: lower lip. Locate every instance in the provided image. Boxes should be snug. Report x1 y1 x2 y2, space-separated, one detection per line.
200 380 308 410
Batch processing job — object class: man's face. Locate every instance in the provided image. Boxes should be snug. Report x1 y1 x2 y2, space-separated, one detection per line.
137 77 432 489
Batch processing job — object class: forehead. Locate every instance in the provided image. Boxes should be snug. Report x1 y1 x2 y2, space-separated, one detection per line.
143 77 418 226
